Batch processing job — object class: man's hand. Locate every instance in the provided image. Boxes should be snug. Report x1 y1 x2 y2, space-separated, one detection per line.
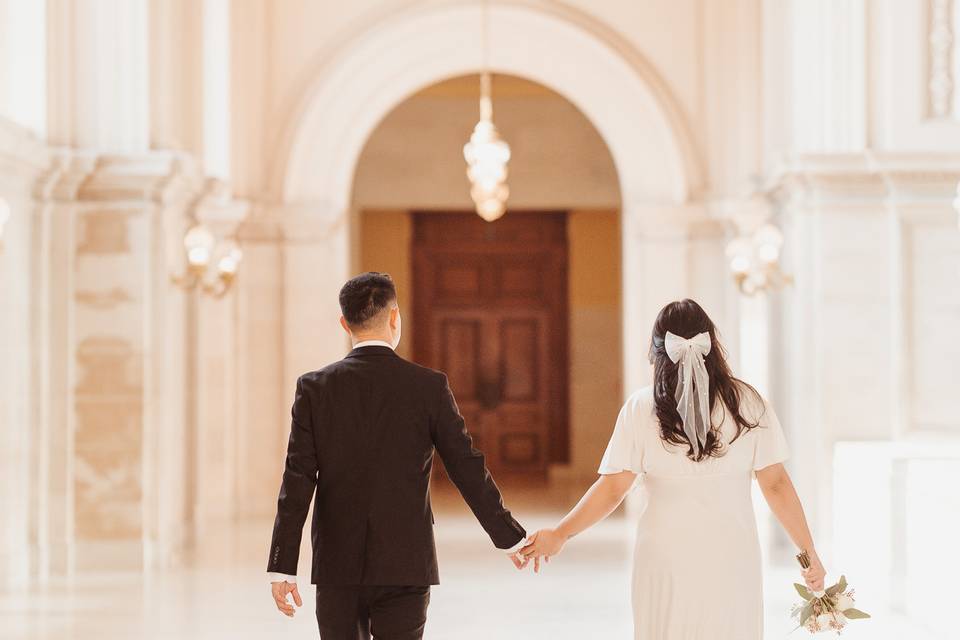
271 581 302 617
507 550 528 570
520 528 567 573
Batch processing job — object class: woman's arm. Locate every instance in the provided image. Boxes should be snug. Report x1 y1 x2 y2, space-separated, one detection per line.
756 463 826 591
520 471 636 571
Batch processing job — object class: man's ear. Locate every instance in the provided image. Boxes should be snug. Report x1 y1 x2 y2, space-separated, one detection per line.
339 316 352 336
390 306 401 329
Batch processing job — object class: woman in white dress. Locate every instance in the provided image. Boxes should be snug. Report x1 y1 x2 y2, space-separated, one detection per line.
520 299 826 640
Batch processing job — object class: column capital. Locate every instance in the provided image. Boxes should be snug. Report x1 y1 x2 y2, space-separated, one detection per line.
34 150 204 205
274 199 349 243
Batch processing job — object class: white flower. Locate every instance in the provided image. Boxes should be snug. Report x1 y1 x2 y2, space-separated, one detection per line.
814 612 847 633
836 593 854 611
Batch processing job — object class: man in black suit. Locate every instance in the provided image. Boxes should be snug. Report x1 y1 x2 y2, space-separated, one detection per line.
268 272 527 639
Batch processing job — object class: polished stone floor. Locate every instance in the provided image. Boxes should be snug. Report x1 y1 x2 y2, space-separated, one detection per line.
0 483 938 639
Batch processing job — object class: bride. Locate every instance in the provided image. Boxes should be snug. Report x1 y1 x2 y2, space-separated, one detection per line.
520 299 826 640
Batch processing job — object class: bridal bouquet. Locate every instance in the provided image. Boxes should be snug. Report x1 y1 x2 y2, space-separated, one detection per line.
791 551 870 634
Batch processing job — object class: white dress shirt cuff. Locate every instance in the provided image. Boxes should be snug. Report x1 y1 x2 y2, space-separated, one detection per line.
504 538 528 555
268 572 298 584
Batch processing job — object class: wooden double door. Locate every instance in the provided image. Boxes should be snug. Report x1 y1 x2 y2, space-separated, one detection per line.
413 212 569 477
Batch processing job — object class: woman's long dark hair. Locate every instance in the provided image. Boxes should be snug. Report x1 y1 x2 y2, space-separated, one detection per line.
649 299 762 461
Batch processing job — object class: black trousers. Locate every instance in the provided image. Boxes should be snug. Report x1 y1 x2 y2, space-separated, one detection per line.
315 585 431 640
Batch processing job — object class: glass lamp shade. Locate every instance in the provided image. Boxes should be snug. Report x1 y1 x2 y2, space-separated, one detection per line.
217 244 243 276
725 236 752 274
753 223 783 265
463 120 511 166
753 223 783 247
184 224 215 267
470 182 509 203
475 198 506 222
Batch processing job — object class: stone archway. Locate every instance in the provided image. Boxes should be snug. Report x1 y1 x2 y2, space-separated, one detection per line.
274 0 704 395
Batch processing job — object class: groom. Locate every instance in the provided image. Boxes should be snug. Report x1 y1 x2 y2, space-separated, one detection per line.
267 272 527 639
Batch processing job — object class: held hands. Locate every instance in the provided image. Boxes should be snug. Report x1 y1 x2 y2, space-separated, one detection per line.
271 581 303 617
517 528 567 573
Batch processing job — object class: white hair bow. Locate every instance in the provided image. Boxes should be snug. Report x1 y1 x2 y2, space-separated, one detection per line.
664 331 712 457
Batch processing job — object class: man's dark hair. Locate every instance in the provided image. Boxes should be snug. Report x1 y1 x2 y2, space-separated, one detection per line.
339 272 398 329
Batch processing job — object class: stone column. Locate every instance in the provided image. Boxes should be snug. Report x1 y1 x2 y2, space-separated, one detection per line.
0 119 49 588
47 0 150 153
281 202 351 390
234 207 286 518
188 185 248 532
620 201 720 396
769 156 960 551
34 154 198 573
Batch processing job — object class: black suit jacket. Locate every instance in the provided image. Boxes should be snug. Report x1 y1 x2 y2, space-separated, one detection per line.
267 345 526 586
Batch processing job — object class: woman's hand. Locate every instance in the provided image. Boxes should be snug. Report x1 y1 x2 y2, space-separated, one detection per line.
801 551 827 593
519 528 568 572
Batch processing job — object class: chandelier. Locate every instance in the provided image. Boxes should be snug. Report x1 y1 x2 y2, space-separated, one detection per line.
725 222 792 295
463 2 510 222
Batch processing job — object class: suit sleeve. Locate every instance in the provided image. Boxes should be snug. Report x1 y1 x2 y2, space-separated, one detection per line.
267 376 318 576
430 372 526 549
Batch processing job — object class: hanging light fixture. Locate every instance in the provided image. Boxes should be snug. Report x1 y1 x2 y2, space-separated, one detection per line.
463 1 511 222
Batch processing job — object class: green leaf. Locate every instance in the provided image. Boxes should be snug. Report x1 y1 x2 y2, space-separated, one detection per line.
826 575 847 596
794 583 813 600
799 602 815 624
843 608 871 619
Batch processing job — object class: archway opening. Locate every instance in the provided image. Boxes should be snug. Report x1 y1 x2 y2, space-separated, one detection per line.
353 74 622 488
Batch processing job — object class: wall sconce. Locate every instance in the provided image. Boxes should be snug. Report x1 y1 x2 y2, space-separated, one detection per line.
725 222 793 296
0 197 10 246
170 222 243 298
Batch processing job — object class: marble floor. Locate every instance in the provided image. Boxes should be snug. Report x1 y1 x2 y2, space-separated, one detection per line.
0 483 942 639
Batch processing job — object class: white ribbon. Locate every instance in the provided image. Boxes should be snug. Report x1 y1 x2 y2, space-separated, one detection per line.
664 331 712 457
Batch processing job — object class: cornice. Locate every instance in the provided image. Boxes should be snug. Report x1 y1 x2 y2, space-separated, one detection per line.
35 151 204 205
764 152 960 204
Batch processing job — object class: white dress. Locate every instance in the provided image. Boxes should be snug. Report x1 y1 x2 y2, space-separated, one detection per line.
598 385 789 640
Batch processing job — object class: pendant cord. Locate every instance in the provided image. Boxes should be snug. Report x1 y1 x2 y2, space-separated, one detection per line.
480 0 492 121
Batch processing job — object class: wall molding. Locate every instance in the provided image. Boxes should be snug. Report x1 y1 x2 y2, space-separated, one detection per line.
765 152 960 205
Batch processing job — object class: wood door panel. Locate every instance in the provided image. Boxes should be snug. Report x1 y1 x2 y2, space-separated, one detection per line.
499 432 541 466
413 211 569 477
499 318 540 402
435 262 484 300
438 318 481 402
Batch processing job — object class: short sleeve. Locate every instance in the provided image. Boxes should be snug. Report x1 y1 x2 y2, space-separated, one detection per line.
752 397 790 471
597 397 644 475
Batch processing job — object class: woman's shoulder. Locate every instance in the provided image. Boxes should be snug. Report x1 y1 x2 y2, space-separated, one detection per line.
621 385 656 421
730 379 775 423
